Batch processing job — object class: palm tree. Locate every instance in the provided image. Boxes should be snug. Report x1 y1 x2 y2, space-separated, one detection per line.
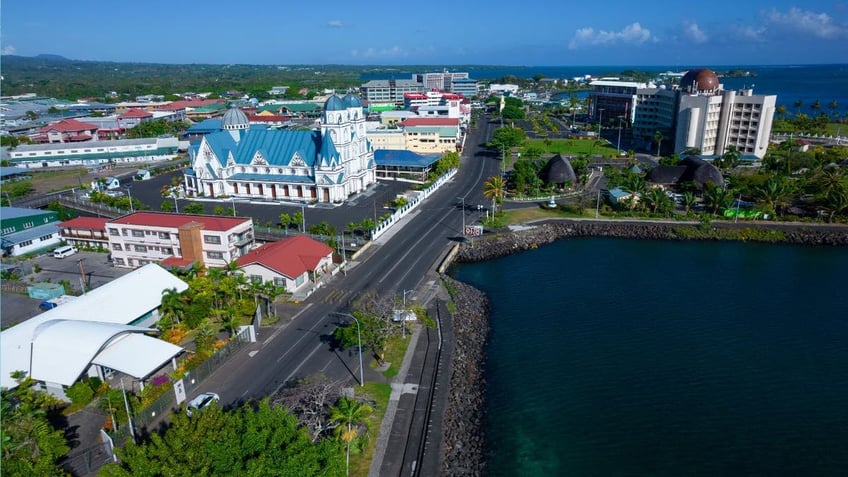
702 183 731 215
754 177 792 216
794 99 804 115
824 186 848 223
721 145 740 170
483 175 506 213
330 396 374 477
653 130 664 157
160 287 186 327
682 191 697 214
643 188 672 214
828 100 839 119
775 104 787 119
811 99 821 112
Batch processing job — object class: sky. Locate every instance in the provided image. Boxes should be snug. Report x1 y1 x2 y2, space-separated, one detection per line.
1 1 847 66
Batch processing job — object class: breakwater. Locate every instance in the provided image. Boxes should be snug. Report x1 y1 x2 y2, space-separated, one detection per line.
456 220 848 263
440 277 489 476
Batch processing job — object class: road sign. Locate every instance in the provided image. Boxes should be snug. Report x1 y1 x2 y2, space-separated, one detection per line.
464 225 483 237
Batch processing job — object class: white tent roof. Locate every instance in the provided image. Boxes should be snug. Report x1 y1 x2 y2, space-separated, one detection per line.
91 333 183 380
29 320 181 387
1 264 188 388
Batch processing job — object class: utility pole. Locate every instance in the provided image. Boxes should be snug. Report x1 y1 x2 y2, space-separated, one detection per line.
458 196 465 236
77 258 87 294
125 186 133 213
301 203 306 233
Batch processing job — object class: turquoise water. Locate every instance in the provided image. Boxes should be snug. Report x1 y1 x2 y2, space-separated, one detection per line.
453 238 848 476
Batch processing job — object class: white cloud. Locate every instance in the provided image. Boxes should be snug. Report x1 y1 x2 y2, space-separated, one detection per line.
682 22 708 44
359 46 408 58
765 7 846 39
569 22 653 49
730 24 766 42
328 20 344 28
2 44 16 55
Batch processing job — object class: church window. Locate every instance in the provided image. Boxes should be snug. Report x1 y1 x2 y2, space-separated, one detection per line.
252 167 258 173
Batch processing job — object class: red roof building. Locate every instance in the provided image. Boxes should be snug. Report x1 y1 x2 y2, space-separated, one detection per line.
400 117 459 127
107 212 254 269
236 235 334 292
38 118 99 143
58 217 110 250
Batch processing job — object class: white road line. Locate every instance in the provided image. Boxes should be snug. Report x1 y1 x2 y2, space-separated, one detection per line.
378 207 455 283
272 341 325 395
262 303 313 346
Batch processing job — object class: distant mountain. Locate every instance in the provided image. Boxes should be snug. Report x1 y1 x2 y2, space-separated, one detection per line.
33 54 71 62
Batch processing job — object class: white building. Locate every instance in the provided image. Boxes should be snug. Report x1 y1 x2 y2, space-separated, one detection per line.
0 264 187 398
488 84 519 96
107 212 254 269
185 94 376 204
4 136 184 169
633 68 776 159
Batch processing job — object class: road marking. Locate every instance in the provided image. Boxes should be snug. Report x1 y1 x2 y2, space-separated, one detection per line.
262 303 313 345
249 351 258 358
272 341 325 395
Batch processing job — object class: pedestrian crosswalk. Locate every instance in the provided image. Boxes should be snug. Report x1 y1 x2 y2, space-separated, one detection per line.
319 288 350 304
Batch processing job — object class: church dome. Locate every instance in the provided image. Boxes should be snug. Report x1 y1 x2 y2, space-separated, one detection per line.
680 68 719 93
222 106 249 129
324 95 346 111
342 93 362 108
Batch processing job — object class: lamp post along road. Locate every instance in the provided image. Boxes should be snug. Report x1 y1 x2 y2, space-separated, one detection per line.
125 186 133 213
617 117 623 156
333 313 364 387
597 108 605 139
458 196 465 236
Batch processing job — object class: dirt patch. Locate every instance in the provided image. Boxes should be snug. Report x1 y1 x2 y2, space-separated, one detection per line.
25 164 155 195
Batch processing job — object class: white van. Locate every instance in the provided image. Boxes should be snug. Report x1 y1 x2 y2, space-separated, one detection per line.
52 245 78 258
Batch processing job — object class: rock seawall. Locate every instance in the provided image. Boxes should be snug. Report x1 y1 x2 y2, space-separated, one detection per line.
441 278 489 476
457 220 848 263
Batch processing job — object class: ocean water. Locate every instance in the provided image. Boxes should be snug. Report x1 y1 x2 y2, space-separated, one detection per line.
452 238 848 476
362 64 848 116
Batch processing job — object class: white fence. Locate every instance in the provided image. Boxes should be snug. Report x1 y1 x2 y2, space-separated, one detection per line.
371 168 458 240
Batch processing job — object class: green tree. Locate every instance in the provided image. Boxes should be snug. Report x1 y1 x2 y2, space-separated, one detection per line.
435 151 461 175
488 126 526 151
643 188 674 215
160 287 186 329
775 104 787 119
1 375 70 477
501 104 525 120
100 398 343 476
292 211 304 232
160 200 175 212
824 185 848 222
213 205 227 216
682 191 697 214
794 99 804 115
703 183 732 215
754 177 793 216
183 202 205 214
483 175 506 213
653 131 664 157
330 396 373 477
279 213 292 229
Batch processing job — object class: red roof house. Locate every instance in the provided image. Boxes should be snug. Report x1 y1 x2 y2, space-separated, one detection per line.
58 217 110 250
236 235 333 292
38 118 99 143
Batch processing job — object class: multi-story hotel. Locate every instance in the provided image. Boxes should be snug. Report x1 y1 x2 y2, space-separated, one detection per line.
631 68 776 158
107 212 254 269
360 79 424 106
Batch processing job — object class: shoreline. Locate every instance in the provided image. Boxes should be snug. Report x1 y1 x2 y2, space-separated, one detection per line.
438 218 847 473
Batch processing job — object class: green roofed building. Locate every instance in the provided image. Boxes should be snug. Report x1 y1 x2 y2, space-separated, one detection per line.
1 207 61 256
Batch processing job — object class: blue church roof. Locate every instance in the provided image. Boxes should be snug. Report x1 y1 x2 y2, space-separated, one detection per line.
187 119 222 134
374 149 441 168
204 128 339 168
343 94 362 108
324 95 346 111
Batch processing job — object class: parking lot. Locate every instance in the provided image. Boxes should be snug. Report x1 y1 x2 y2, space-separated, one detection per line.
1 251 133 328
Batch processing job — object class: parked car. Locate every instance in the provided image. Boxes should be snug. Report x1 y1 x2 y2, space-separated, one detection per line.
52 245 78 258
186 392 220 416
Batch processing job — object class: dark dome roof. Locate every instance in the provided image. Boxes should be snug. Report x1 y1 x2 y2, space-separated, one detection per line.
680 69 719 93
342 93 362 108
681 156 724 187
222 106 248 129
541 154 577 185
324 95 346 111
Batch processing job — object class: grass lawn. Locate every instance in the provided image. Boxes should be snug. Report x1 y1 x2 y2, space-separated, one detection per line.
524 138 620 157
371 333 411 379
501 205 595 224
825 122 846 137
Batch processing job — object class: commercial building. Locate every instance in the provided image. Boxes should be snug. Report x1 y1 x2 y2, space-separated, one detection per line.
0 207 61 256
450 77 479 98
35 118 100 143
4 136 184 169
632 68 776 159
184 94 376 204
58 217 111 250
106 212 254 269
360 79 424 106
415 71 470 91
588 79 647 123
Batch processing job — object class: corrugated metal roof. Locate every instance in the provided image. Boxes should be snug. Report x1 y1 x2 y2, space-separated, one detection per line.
0 207 57 220
1 223 58 245
374 149 441 167
228 173 315 183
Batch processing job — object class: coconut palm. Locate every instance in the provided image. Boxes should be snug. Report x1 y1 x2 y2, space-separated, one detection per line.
682 191 697 214
829 100 839 119
775 104 787 119
811 99 821 112
330 396 374 477
754 177 793 216
823 184 848 223
483 175 506 213
653 130 664 157
794 99 804 115
720 145 740 170
160 287 186 327
643 188 673 215
702 183 732 215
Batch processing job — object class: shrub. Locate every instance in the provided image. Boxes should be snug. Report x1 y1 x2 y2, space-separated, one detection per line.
66 380 95 405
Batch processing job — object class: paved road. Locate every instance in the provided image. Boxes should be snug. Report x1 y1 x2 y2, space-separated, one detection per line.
184 116 502 473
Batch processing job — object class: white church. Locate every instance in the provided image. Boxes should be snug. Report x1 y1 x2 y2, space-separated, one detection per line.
185 94 376 203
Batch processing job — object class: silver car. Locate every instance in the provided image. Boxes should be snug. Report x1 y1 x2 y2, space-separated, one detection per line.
186 392 220 416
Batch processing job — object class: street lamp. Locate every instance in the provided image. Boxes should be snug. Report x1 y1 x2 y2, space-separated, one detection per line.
458 196 466 236
231 197 237 217
124 186 134 213
617 116 623 156
333 313 364 387
597 108 605 139
401 289 414 338
300 203 306 233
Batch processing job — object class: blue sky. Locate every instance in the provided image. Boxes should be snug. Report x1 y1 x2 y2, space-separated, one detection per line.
2 1 847 65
